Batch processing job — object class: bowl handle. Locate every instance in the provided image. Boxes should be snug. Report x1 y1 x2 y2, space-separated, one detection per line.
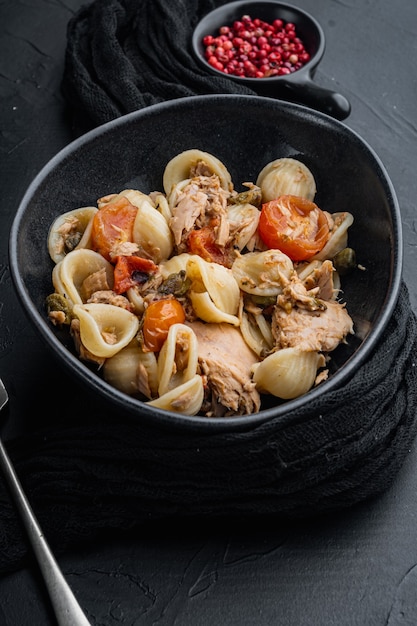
279 77 351 120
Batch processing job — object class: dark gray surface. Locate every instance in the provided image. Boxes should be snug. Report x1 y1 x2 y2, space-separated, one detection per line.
1 0 417 624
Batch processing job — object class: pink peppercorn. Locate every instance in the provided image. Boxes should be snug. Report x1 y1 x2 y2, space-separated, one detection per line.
202 14 310 78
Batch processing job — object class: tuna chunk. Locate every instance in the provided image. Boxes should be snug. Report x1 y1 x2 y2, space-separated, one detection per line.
170 175 230 252
301 260 337 302
87 289 132 311
186 321 260 416
273 299 354 352
170 184 207 247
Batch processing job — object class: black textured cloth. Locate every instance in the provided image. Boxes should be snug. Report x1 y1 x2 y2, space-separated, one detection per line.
62 0 257 132
1 282 417 574
1 0 416 575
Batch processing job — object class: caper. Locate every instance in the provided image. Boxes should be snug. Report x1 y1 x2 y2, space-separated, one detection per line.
229 183 262 208
250 294 278 307
158 271 191 297
45 293 72 324
333 248 357 276
65 231 82 253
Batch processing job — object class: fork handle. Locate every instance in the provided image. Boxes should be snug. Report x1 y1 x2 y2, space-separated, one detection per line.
0 439 91 626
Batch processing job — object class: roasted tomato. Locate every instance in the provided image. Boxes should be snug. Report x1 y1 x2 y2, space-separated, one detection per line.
142 298 186 352
187 220 235 267
113 255 158 294
188 228 227 265
258 194 329 262
91 196 137 261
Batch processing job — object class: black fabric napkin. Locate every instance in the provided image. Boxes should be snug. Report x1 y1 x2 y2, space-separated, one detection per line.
1 281 417 574
1 0 417 575
61 0 257 133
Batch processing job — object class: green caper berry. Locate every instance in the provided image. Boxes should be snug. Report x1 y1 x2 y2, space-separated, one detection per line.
333 247 357 276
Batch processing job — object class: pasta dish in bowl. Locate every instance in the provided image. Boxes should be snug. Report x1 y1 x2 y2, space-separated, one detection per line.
9 95 402 430
45 150 355 417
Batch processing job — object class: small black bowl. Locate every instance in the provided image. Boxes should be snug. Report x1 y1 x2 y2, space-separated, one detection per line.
9 95 401 432
192 0 351 120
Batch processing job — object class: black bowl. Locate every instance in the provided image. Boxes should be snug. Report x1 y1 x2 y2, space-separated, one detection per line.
9 95 402 432
192 0 351 120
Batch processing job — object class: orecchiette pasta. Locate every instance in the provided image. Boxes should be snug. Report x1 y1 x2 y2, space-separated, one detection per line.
131 193 174 263
187 255 240 325
159 252 192 279
252 348 326 399
103 342 159 398
313 212 354 261
72 303 140 358
163 149 233 195
157 323 199 396
56 249 114 305
147 374 204 415
46 151 356 418
48 206 98 264
256 157 317 202
231 250 293 296
239 307 274 357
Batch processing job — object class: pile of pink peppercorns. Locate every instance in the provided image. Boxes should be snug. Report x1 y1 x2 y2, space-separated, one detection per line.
202 14 311 78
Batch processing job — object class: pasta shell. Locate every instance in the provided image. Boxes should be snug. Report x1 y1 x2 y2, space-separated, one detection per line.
126 287 145 315
256 158 316 203
163 149 233 195
97 193 117 208
296 259 341 300
187 255 240 323
48 206 98 264
159 252 192 279
296 260 322 281
256 313 275 347
57 249 114 305
103 343 158 398
227 202 260 251
117 188 153 207
252 348 324 399
147 374 204 415
189 291 240 326
239 307 274 357
103 343 146 395
232 250 293 296
157 323 199 396
132 194 173 263
72 302 139 358
166 179 191 211
313 212 354 261
51 260 66 297
153 193 171 222
137 349 159 398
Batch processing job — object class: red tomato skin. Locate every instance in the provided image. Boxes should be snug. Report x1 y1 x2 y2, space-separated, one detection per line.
187 218 235 267
142 299 186 352
258 195 329 262
187 227 234 267
113 255 158 294
91 196 137 261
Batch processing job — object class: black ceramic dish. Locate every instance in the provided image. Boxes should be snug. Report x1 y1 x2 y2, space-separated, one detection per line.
192 0 351 120
9 95 401 431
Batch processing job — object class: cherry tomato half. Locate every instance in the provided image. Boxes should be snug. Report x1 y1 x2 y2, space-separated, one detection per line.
142 298 185 352
91 196 137 261
113 255 158 294
187 224 234 268
258 195 329 262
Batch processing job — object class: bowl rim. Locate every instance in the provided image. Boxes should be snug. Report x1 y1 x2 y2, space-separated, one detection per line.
191 0 326 84
9 94 403 432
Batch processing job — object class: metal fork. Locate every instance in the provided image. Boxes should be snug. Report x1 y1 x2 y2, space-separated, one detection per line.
0 377 91 626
